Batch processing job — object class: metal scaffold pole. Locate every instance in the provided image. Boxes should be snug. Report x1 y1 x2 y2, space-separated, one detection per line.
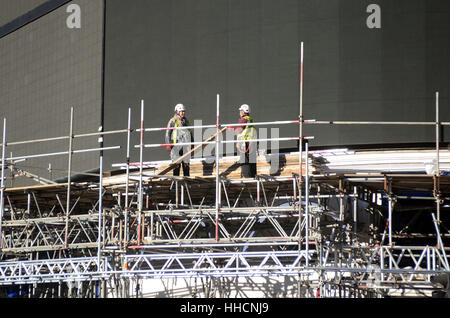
298 41 304 250
215 94 220 242
98 123 104 267
431 213 449 269
435 92 441 227
125 107 131 245
138 100 144 246
305 141 309 267
387 178 393 247
0 118 6 250
65 107 74 249
353 186 358 243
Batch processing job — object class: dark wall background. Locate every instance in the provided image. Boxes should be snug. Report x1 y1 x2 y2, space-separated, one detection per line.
0 0 48 27
0 0 104 185
104 0 450 167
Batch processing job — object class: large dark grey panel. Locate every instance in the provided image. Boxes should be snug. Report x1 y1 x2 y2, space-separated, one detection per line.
104 0 450 168
0 0 104 185
0 0 73 38
0 0 49 27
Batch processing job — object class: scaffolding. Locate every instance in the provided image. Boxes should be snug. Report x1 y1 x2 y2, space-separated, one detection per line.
0 45 449 298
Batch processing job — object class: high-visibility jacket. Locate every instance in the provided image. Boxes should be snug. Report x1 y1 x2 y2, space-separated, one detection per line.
165 115 192 145
237 115 257 141
236 115 257 153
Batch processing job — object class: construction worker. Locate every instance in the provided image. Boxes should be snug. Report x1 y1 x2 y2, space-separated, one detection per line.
165 104 193 176
229 104 257 178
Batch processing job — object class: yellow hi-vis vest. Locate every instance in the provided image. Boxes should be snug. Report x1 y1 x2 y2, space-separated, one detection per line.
237 115 257 153
237 115 257 141
167 116 191 144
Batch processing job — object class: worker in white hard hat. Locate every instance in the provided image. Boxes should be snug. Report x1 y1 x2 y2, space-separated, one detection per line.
165 103 193 176
228 104 257 178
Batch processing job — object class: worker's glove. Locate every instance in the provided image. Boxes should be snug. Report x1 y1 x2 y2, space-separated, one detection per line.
166 145 173 151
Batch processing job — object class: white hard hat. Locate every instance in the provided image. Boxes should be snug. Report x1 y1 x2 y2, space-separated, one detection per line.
174 104 186 112
239 104 250 113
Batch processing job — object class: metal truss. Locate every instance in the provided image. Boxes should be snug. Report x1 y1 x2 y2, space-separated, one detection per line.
120 245 450 284
121 250 311 279
0 257 111 285
0 184 120 255
317 245 450 288
0 176 448 296
1 244 447 291
141 206 304 244
1 214 101 253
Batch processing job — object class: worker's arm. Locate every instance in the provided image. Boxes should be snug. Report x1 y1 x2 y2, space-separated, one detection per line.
165 119 175 150
233 117 248 134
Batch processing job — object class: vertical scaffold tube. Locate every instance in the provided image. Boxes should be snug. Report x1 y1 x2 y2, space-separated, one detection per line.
138 100 144 246
65 107 74 249
388 195 393 247
98 123 104 267
305 141 309 267
386 178 393 247
435 92 440 225
215 94 220 242
353 186 358 243
125 108 131 245
436 91 440 176
0 118 6 249
298 42 304 249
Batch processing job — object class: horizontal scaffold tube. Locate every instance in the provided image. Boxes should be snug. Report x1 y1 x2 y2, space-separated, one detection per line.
143 205 299 215
137 136 314 149
1 146 120 162
306 120 436 125
3 119 448 148
139 118 450 133
139 119 301 133
2 129 128 148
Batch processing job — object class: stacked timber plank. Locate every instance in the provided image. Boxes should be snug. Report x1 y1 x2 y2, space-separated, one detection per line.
180 152 312 178
104 151 315 185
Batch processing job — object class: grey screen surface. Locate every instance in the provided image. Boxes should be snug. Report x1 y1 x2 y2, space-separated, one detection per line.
0 0 104 185
108 0 449 167
0 0 49 27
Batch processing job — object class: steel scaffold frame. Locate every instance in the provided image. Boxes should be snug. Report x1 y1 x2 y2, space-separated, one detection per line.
0 45 449 297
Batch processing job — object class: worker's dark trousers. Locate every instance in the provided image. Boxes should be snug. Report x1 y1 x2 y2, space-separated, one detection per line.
173 162 190 176
172 146 190 176
239 142 257 178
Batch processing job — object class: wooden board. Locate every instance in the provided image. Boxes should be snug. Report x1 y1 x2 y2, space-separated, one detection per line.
156 127 227 176
156 152 310 179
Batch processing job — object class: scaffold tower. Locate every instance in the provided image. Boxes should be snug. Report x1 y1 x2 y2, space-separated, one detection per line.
0 45 449 299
